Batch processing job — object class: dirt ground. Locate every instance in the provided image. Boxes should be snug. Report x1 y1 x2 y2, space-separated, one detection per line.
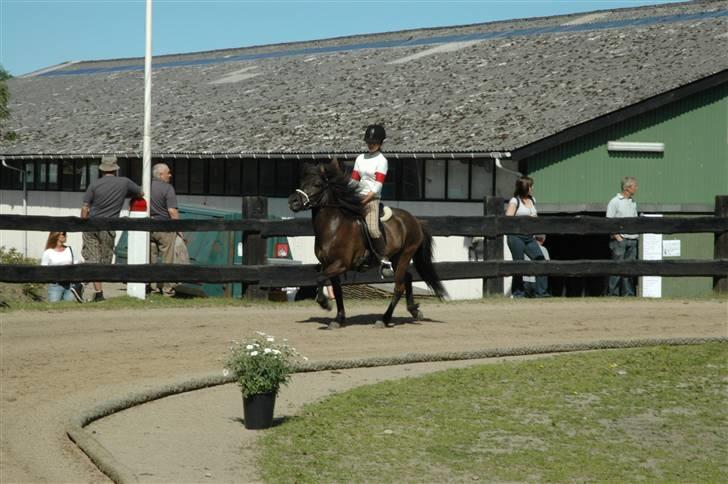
1 298 726 483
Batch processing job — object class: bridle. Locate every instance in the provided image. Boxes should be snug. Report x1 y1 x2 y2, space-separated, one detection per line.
295 188 312 209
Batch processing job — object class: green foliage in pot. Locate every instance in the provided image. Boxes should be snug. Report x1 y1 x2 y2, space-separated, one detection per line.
224 332 306 398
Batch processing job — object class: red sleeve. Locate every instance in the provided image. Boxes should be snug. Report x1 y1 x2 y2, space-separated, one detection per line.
374 172 386 183
351 170 361 181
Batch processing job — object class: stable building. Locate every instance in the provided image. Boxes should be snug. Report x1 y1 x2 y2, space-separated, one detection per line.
1 0 727 298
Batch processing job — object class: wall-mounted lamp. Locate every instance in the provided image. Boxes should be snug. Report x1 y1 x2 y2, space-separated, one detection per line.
607 141 665 153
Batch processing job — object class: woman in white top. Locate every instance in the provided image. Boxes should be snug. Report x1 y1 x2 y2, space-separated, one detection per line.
41 232 82 302
350 124 393 275
505 176 549 297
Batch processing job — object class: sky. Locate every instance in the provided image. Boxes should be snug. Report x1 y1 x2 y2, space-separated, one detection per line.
1 0 684 77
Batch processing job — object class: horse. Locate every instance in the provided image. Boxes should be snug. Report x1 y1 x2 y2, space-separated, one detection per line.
288 160 447 329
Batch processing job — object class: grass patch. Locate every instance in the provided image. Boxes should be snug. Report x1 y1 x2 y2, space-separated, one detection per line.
261 343 727 482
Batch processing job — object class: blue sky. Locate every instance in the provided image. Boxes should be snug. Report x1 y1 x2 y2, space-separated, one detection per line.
1 0 682 76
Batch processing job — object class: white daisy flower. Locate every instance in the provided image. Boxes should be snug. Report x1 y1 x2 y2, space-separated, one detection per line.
222 369 230 377
250 351 259 356
264 348 272 353
246 344 254 350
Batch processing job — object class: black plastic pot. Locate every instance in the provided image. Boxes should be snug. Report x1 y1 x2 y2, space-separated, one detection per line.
242 392 276 429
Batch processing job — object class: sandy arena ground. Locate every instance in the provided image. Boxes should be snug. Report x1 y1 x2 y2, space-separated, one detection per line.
1 298 726 483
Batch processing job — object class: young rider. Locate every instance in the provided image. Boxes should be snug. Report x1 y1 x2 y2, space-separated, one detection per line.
351 124 393 276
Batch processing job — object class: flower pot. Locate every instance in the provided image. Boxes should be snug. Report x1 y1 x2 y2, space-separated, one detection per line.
242 392 276 429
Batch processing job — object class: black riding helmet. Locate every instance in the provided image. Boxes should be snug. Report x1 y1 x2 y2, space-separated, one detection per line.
364 124 386 145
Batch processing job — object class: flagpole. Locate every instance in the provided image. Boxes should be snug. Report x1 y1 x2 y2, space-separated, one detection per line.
143 0 153 217
129 0 153 299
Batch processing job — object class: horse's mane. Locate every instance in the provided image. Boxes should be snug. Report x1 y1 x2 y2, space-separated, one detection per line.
314 162 366 217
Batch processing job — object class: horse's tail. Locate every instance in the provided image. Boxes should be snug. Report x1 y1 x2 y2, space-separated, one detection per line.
413 222 448 300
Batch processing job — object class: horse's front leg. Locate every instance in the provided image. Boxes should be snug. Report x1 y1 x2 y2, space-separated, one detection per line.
315 274 332 311
317 263 347 330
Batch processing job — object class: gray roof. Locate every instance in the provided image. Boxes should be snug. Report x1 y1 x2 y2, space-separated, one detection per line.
2 1 727 157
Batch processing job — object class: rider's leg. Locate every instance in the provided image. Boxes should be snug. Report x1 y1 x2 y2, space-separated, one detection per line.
365 200 391 265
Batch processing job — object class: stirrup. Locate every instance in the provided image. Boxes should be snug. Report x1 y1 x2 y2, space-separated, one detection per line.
379 260 394 279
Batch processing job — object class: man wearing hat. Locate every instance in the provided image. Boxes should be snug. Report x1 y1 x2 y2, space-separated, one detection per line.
80 155 143 302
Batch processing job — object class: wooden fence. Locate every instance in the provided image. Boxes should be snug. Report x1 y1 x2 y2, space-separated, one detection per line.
1 195 726 295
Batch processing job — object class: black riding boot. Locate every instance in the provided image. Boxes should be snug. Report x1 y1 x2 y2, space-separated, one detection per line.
372 237 393 278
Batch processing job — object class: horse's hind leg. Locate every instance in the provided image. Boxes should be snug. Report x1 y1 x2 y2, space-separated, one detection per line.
405 271 423 320
330 275 346 328
376 256 408 328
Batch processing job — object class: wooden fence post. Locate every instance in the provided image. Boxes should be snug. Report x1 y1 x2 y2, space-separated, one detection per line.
483 196 505 297
242 196 268 299
714 195 728 294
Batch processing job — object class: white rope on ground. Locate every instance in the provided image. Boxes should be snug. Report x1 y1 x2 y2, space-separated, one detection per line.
67 336 727 484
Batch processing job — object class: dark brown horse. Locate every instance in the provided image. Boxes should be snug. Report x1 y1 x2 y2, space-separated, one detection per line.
288 160 447 329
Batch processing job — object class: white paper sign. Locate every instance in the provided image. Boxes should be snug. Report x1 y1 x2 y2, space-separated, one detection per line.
662 239 681 257
641 214 662 298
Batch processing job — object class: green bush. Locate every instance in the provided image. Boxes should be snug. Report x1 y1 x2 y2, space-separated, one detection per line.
0 247 44 305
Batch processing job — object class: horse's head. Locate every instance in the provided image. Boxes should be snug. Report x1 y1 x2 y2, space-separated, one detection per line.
288 161 340 212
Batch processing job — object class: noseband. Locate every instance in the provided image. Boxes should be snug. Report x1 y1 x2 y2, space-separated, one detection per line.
295 188 312 209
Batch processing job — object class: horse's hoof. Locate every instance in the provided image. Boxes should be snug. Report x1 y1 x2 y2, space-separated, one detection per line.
374 320 386 329
328 321 341 330
410 310 424 320
318 300 332 311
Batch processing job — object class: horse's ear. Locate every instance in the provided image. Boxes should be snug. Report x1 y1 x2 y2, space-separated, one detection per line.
330 158 341 173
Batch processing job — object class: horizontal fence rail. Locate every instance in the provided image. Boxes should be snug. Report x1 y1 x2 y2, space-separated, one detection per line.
2 260 726 285
1 214 727 236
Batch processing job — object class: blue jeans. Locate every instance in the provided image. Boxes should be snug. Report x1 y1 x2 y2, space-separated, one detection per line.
608 239 638 296
507 235 549 297
48 283 75 302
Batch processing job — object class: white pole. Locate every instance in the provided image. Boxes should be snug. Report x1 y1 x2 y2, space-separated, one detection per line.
129 0 153 299
143 0 153 217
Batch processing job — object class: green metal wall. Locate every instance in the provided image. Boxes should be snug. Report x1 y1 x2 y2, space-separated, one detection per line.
528 82 728 206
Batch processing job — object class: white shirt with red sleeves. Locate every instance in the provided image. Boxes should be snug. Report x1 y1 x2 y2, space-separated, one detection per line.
351 152 388 198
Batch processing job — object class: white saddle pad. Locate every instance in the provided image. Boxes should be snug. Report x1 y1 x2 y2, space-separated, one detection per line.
380 206 393 222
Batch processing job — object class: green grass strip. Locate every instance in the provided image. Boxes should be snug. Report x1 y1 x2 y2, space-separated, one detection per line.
261 342 728 483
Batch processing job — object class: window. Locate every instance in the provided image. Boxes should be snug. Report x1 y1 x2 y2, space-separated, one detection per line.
275 159 296 197
225 159 241 195
0 160 23 189
447 159 469 200
259 161 276 196
470 159 493 200
47 161 59 190
189 158 205 194
242 159 258 195
74 159 89 191
381 159 396 200
88 160 100 187
208 159 225 195
60 160 74 191
425 159 446 199
401 159 423 200
173 158 189 194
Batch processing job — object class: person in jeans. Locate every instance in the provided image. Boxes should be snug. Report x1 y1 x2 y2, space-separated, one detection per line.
149 163 180 295
41 231 82 302
606 176 639 296
81 155 143 302
506 176 549 298
523 234 550 297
